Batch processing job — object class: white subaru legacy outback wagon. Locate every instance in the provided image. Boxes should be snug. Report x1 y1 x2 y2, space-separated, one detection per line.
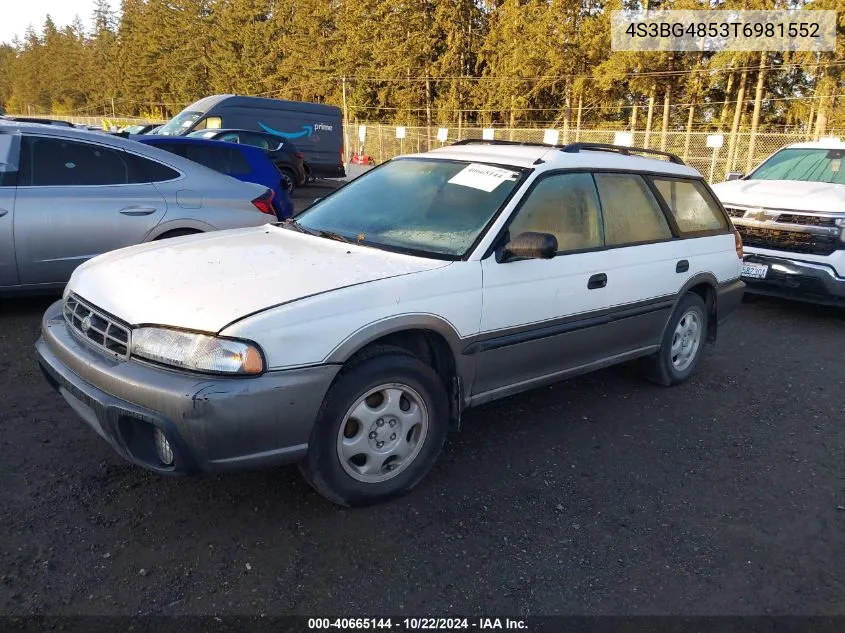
36 140 745 506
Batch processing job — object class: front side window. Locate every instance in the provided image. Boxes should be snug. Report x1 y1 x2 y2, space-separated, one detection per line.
293 158 525 258
653 178 728 234
594 173 672 246
19 136 132 186
507 172 603 253
749 148 845 185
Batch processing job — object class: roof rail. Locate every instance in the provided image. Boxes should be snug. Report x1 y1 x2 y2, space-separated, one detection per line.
560 142 685 165
448 138 686 165
451 139 557 148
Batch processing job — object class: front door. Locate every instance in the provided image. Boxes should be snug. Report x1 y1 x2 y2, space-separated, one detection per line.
474 171 611 396
13 134 167 285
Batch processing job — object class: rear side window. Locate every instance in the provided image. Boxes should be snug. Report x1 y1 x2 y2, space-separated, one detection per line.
20 136 132 186
127 153 180 183
653 178 729 234
594 173 673 246
181 145 250 175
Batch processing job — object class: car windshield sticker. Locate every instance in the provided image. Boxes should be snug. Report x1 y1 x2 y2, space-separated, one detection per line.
448 163 519 192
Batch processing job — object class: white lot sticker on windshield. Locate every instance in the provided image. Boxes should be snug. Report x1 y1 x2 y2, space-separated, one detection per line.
448 163 519 192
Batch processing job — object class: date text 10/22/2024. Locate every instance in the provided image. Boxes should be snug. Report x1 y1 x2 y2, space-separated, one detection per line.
307 618 529 630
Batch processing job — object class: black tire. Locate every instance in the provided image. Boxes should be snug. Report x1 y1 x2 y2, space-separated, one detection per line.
299 347 449 507
644 292 708 387
154 229 201 241
280 167 297 194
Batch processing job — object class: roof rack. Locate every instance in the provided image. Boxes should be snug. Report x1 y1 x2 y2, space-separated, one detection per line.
449 138 686 165
451 139 554 148
559 142 685 165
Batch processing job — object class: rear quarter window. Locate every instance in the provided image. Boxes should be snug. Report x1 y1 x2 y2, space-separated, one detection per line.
653 178 729 234
127 153 181 183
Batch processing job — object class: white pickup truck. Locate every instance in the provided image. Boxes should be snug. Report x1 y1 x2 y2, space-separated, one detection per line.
712 138 845 306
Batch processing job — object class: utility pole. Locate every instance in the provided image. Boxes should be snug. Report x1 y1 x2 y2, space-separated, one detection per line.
341 76 350 164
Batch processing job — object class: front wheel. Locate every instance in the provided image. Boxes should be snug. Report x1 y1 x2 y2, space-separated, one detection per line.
299 348 449 506
644 292 708 386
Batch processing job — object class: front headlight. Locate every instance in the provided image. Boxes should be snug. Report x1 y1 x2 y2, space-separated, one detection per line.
131 327 264 375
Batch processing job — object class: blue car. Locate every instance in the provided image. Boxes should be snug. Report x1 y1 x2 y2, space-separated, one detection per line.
132 135 294 220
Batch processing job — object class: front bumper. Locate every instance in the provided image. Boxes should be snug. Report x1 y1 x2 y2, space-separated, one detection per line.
741 254 845 305
35 300 340 474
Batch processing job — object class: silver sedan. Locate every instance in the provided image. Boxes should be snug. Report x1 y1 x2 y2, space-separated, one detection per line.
0 122 274 294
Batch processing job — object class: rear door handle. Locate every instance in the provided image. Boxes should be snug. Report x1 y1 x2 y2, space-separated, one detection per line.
119 206 157 216
0 210 7 218
587 273 607 290
676 259 690 273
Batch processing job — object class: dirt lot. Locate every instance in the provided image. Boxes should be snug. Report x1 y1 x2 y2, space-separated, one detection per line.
1 184 844 616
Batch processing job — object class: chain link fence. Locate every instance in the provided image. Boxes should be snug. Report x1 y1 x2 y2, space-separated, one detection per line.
15 114 841 184
354 124 841 183
5 114 154 129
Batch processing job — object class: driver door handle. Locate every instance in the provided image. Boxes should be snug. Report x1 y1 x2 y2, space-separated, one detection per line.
119 206 157 216
0 210 8 218
587 273 608 290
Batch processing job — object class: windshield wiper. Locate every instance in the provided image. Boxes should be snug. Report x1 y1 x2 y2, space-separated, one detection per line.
283 219 354 244
317 230 353 244
282 218 318 235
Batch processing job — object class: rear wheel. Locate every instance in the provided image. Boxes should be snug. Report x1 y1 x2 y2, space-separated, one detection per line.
644 293 707 386
280 167 297 194
154 229 201 241
299 348 449 506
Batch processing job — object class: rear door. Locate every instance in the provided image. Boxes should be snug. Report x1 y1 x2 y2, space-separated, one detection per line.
586 171 694 355
14 134 168 285
0 131 21 287
650 176 737 281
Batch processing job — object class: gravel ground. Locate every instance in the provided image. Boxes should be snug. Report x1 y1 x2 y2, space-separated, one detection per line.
1 185 844 616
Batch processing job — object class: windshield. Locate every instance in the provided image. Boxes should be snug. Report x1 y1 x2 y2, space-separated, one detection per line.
157 110 204 136
750 148 845 185
293 158 525 258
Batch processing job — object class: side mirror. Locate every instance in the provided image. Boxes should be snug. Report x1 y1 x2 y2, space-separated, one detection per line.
726 171 745 181
500 231 558 262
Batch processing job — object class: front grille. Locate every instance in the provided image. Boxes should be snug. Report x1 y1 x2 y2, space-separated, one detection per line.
63 294 131 358
736 226 840 256
775 214 838 227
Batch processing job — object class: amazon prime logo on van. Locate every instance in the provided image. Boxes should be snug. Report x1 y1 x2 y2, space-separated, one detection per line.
259 121 333 141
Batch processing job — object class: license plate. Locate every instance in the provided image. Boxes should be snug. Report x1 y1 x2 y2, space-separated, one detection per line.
741 262 769 279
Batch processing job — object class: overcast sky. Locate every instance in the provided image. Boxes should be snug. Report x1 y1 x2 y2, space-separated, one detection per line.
2 0 119 45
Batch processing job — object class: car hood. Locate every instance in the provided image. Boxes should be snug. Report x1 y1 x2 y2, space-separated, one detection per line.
711 179 845 214
68 225 451 333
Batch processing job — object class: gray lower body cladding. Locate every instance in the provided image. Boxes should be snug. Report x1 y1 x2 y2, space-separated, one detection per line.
35 300 339 474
